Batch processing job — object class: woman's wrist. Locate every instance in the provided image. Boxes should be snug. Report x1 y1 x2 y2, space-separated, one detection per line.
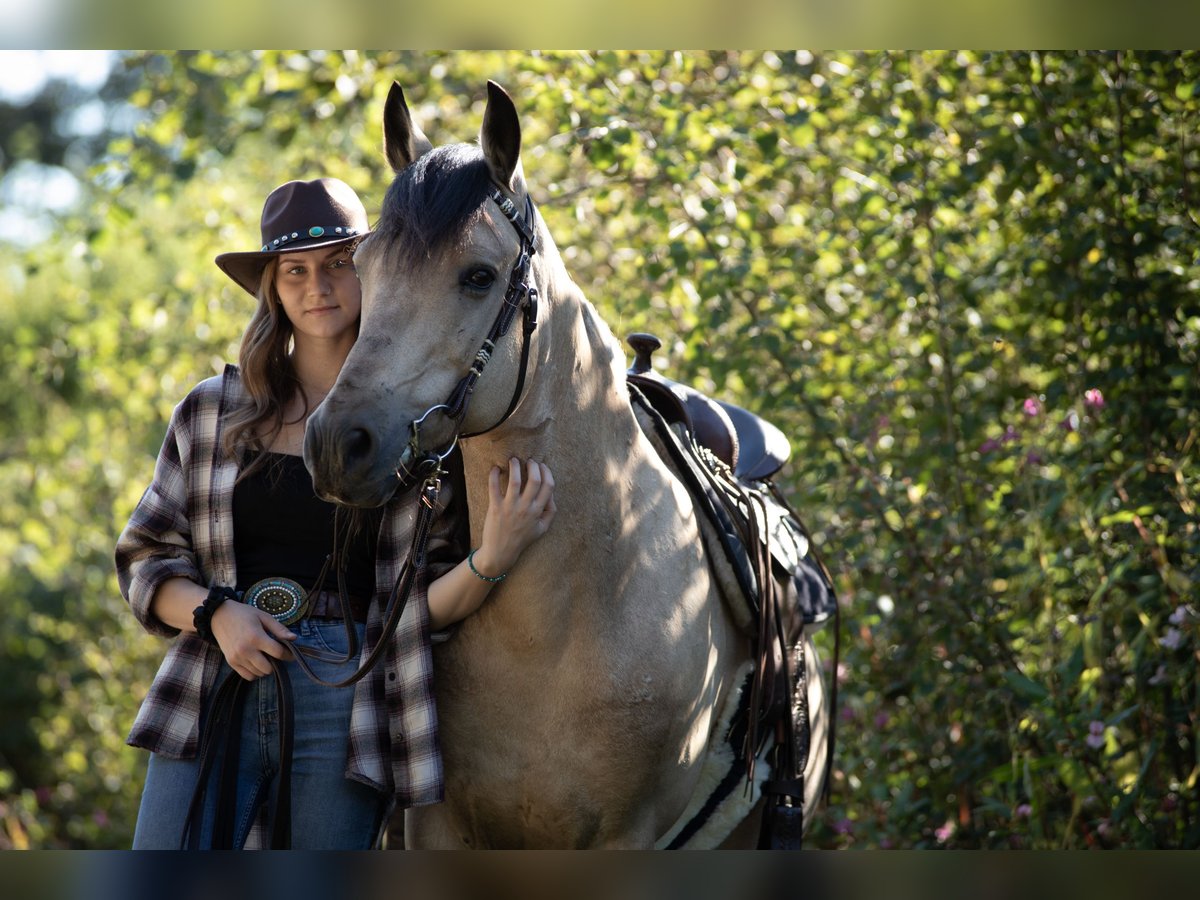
193 585 238 644
150 577 213 633
466 547 508 584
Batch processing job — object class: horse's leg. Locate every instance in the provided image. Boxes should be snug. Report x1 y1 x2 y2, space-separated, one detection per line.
404 805 475 849
406 805 660 849
383 807 405 848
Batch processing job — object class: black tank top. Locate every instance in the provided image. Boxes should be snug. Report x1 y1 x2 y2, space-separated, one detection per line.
233 451 377 599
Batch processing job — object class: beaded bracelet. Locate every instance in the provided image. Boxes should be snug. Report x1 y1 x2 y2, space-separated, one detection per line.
193 585 238 645
466 549 507 584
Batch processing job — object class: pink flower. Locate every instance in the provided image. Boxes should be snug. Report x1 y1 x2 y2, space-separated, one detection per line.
1025 449 1043 466
1015 803 1032 819
979 438 1000 454
1084 388 1105 409
1060 411 1079 432
1023 397 1042 417
92 809 110 828
1086 720 1106 749
935 821 955 844
833 817 854 835
1001 425 1019 444
874 711 890 730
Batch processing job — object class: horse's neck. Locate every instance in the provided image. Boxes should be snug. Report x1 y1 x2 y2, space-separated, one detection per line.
455 258 711 656
460 266 645 539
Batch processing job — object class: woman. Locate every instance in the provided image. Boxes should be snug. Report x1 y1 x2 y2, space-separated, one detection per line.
115 177 556 849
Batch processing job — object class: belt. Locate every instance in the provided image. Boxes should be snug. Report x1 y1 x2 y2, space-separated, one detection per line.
305 589 371 623
242 578 371 625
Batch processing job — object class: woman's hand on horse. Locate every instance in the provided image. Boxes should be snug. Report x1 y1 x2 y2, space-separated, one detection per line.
476 457 557 575
210 600 298 681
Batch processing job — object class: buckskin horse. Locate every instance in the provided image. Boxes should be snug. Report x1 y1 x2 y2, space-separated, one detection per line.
303 81 828 848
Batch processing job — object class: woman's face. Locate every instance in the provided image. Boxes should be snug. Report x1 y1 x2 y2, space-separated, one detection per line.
273 244 362 346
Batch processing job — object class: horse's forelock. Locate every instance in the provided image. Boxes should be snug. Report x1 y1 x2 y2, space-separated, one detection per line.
376 143 496 267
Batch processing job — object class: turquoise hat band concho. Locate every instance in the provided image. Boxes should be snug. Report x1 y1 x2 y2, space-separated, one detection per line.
244 577 310 625
260 224 359 251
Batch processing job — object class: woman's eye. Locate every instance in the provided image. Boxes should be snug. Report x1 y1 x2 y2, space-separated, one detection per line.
464 268 496 291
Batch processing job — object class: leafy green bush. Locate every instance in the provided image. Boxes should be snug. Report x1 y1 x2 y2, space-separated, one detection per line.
1 50 1195 847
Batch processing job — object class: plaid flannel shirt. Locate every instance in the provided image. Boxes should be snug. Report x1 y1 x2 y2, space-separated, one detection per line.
116 365 460 806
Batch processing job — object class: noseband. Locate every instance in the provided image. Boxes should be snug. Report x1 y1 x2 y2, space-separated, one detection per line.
397 189 540 488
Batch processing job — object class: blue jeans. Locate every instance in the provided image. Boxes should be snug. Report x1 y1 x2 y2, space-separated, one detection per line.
132 619 386 849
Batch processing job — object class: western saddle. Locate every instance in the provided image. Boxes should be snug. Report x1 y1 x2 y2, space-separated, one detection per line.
626 333 792 483
624 332 838 850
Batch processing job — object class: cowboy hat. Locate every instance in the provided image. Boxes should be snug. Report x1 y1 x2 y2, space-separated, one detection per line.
215 178 370 296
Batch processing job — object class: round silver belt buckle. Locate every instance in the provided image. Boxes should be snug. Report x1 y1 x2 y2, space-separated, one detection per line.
244 577 309 625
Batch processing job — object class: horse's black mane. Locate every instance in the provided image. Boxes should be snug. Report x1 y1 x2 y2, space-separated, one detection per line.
374 143 495 266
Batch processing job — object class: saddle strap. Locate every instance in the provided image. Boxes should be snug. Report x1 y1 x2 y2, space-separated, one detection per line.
630 387 795 757
758 801 806 850
758 639 810 849
632 383 831 849
765 481 842 807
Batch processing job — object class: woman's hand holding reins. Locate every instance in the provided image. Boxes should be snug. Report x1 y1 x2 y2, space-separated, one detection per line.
472 457 557 578
210 601 298 681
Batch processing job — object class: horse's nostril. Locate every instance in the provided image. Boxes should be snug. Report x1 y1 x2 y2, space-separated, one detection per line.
344 427 375 464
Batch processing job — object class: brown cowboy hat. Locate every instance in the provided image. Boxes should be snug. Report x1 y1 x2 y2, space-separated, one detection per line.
214 178 370 296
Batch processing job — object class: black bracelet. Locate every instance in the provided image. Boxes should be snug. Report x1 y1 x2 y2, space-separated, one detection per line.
193 585 237 645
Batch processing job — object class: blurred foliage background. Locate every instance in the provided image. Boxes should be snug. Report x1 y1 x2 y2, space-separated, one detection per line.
0 50 1197 849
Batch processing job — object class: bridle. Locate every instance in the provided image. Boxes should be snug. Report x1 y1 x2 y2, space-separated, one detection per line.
395 188 540 490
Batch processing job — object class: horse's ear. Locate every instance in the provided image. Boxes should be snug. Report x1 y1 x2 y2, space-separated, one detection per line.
383 82 432 173
481 80 522 192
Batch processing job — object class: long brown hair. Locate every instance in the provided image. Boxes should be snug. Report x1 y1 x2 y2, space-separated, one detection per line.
221 259 316 480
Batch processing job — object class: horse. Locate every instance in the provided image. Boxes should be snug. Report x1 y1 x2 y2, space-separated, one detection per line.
303 80 828 848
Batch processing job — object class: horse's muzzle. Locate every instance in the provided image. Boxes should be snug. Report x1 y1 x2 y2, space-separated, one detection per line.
303 407 401 508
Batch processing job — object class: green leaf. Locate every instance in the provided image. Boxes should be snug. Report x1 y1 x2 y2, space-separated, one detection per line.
1004 671 1049 702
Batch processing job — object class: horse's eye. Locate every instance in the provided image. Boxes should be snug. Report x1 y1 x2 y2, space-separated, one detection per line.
464 268 496 292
